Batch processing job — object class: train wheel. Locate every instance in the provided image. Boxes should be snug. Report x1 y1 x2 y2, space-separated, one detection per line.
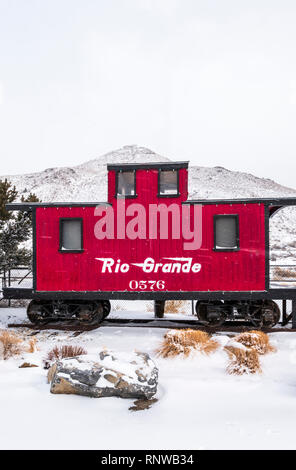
195 301 226 326
264 300 281 327
195 301 208 322
249 300 280 328
77 301 104 326
101 300 111 319
27 300 50 324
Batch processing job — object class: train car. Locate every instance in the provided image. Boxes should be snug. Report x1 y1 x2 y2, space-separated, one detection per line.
3 160 296 328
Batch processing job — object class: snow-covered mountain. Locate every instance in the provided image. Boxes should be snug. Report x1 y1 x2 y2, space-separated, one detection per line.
2 144 296 262
2 146 170 203
3 144 296 202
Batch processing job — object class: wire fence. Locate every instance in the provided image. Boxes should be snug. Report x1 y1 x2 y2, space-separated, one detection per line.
0 267 195 315
0 267 33 304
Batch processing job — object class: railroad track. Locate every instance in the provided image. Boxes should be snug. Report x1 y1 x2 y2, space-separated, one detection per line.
7 317 296 333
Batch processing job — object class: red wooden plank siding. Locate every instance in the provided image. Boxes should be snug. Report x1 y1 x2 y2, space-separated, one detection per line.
36 202 265 293
36 166 265 293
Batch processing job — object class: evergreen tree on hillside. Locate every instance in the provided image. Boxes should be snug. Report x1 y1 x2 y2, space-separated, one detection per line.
0 179 18 221
0 179 40 270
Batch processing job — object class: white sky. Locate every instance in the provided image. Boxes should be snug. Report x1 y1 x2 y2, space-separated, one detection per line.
0 0 296 187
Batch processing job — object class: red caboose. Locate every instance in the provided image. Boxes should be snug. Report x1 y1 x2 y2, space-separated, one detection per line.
4 160 296 327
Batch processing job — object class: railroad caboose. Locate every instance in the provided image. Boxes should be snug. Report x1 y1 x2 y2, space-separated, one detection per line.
4 160 296 327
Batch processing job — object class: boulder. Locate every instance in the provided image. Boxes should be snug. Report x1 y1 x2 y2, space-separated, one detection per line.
48 350 158 399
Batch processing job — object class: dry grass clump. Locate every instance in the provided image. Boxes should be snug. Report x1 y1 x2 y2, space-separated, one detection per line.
0 330 24 360
156 329 219 358
273 266 295 279
234 330 276 355
19 362 38 368
146 300 187 314
165 300 187 314
44 344 87 369
129 398 158 412
224 344 262 375
27 338 38 353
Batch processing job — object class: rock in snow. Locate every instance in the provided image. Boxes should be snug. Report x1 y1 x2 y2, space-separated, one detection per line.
48 350 158 399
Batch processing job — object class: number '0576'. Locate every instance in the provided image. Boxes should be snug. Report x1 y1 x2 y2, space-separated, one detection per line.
129 280 165 290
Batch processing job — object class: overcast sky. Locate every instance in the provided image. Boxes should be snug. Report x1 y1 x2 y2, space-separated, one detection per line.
0 0 296 187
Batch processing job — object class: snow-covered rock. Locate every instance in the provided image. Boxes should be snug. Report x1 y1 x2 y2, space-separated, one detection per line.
48 350 158 399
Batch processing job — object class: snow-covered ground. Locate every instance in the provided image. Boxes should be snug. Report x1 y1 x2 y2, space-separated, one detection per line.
1 307 296 450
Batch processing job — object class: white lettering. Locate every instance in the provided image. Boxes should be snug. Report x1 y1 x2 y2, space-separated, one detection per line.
96 257 202 275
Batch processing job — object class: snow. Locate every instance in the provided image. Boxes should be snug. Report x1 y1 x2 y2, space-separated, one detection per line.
1 307 296 450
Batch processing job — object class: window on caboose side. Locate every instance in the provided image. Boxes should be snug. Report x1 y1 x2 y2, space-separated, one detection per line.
117 171 136 197
214 215 239 251
59 218 83 252
158 169 179 197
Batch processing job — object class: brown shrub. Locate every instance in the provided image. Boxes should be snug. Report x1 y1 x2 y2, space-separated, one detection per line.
44 344 87 368
273 266 296 279
235 330 276 355
156 329 219 358
224 344 262 375
0 330 24 360
146 300 187 314
165 301 187 314
27 338 38 353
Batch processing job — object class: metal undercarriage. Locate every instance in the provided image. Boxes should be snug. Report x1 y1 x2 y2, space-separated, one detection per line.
194 299 280 328
26 299 111 326
23 297 281 329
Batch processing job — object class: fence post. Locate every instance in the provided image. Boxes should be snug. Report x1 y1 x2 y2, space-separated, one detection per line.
8 269 11 307
282 299 287 325
292 300 296 329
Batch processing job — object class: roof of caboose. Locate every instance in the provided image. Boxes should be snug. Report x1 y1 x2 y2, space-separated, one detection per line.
107 161 189 171
5 197 296 212
183 197 296 206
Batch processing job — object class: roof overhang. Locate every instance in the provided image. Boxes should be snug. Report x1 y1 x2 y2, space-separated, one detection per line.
183 197 296 206
6 202 111 212
107 161 189 171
